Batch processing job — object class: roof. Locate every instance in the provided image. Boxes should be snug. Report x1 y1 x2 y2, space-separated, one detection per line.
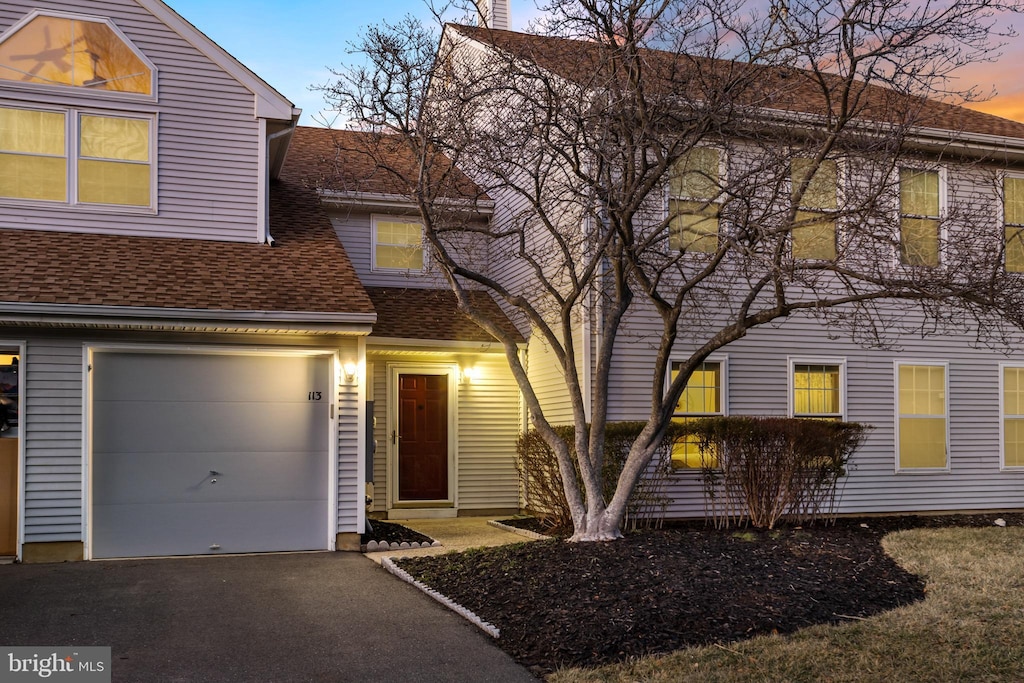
367 287 525 344
451 25 1024 142
0 181 374 319
283 127 489 201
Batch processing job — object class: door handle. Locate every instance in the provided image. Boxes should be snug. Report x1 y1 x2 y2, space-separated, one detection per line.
392 430 402 444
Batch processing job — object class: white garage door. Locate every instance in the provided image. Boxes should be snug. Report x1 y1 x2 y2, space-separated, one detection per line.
91 351 331 559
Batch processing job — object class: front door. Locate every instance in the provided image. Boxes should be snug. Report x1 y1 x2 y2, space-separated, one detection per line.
397 374 449 501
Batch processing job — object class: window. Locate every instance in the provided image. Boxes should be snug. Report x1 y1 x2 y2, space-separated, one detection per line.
1004 176 1024 273
0 13 153 95
669 147 720 253
0 105 151 207
1002 365 1024 468
791 361 844 420
0 352 17 437
670 360 724 469
791 158 837 260
899 169 941 267
896 363 948 470
373 216 425 271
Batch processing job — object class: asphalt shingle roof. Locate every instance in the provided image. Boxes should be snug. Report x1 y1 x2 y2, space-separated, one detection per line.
366 287 524 343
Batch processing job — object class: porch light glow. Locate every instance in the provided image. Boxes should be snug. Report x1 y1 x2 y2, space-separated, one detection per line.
460 366 477 384
343 361 358 384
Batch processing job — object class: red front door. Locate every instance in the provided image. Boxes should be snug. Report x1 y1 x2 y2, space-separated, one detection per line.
398 374 449 501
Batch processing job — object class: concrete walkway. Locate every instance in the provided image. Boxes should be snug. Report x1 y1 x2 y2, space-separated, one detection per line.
364 517 539 564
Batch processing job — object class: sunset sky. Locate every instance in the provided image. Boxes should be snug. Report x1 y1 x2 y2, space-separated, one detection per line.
166 0 1024 126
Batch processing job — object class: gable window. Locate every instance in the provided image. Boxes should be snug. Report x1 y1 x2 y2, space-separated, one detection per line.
899 169 941 267
1001 365 1024 468
0 105 151 207
791 158 837 260
896 362 948 470
791 360 844 420
670 359 725 469
372 216 425 271
1004 176 1024 273
0 13 153 95
669 147 720 253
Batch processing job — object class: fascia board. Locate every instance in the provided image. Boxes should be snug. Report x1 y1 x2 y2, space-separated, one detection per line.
0 301 376 325
319 190 495 214
140 0 295 121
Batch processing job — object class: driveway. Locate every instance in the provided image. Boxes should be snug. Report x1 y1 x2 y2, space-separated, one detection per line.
0 552 537 682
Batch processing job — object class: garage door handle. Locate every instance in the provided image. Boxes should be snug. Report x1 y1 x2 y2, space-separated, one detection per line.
210 470 220 475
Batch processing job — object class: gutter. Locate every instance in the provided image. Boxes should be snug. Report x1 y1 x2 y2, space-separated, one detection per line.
260 115 301 246
318 189 495 215
0 302 376 326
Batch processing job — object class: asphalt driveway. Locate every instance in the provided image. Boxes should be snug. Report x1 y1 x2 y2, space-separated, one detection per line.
0 552 536 682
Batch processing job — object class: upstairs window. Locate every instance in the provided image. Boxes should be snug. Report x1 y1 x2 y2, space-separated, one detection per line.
372 216 425 271
0 105 151 207
791 158 837 260
0 13 153 95
1004 176 1024 273
899 169 941 267
670 360 724 469
669 147 720 253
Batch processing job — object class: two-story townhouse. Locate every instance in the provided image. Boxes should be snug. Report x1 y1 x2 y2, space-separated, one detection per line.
0 0 379 562
428 3 1024 523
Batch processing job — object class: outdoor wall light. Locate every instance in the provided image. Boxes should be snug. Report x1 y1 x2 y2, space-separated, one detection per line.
343 361 358 384
460 366 477 384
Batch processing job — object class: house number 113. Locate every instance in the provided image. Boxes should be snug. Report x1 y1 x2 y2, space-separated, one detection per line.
308 391 322 401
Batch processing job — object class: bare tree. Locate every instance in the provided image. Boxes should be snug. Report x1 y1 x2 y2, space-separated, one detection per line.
324 0 1024 541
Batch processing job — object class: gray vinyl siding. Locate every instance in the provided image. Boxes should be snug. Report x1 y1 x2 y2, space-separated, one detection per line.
22 339 83 543
0 0 261 243
367 350 520 513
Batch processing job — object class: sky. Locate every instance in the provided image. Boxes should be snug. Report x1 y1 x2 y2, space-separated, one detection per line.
165 0 1024 127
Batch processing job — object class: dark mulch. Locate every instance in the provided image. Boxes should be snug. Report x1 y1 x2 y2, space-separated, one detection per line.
399 512 1024 674
360 520 434 546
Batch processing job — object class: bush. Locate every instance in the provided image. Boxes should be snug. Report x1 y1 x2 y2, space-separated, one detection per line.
517 422 674 534
690 416 868 529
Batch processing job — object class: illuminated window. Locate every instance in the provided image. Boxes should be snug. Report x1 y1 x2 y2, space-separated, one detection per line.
669 147 720 253
670 360 724 469
896 363 948 470
791 158 837 260
791 362 843 420
373 216 425 271
1004 176 1024 273
0 105 151 207
0 13 152 95
899 169 941 267
1002 366 1024 468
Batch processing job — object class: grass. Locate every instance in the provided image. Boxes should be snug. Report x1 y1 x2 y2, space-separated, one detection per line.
548 527 1024 683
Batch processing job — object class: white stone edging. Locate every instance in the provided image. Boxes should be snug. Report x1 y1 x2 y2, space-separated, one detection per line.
381 557 500 638
487 519 551 540
361 539 443 552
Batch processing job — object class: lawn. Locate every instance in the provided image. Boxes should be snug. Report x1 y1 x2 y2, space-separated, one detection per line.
396 514 1024 681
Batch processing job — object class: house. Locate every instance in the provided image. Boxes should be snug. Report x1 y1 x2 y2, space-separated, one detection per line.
423 2 1024 521
0 0 379 563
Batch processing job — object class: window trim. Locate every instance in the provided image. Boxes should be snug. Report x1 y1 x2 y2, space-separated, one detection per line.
666 145 726 254
1001 171 1024 274
0 102 157 213
787 356 847 421
893 359 951 474
789 157 841 261
0 9 158 102
999 362 1024 471
896 166 947 268
370 213 427 273
666 354 728 472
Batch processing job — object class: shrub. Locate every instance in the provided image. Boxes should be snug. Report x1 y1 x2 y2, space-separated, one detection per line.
690 416 868 529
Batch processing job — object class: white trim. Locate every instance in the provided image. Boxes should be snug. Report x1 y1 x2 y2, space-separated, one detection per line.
354 336 368 535
787 356 847 420
0 340 26 562
83 343 339 559
320 190 494 215
998 363 1024 471
386 363 459 510
368 338 512 351
257 118 268 244
893 359 951 474
370 214 428 274
0 301 376 325
0 10 158 102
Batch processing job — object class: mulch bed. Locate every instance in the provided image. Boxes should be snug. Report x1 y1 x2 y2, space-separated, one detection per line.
360 520 434 546
398 512 1024 674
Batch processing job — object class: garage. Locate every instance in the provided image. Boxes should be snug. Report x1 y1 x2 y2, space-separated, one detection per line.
91 351 332 559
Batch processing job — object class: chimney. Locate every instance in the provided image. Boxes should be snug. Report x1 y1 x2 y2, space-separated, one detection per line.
475 0 511 31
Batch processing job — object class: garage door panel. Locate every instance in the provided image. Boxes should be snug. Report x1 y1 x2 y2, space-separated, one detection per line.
92 450 327 506
93 401 329 454
91 500 328 558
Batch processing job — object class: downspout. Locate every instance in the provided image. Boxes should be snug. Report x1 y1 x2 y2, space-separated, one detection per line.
582 214 593 422
259 120 299 245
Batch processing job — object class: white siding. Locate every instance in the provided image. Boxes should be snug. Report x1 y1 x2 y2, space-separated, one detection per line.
336 338 362 533
0 0 261 242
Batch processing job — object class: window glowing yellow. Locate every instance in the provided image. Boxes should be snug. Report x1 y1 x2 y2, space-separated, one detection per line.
0 15 151 94
791 159 837 260
78 114 150 206
1003 367 1024 467
793 364 841 418
1004 177 1024 273
669 200 718 253
670 361 721 469
899 169 940 267
0 106 66 201
898 364 947 469
670 148 720 253
375 220 424 270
